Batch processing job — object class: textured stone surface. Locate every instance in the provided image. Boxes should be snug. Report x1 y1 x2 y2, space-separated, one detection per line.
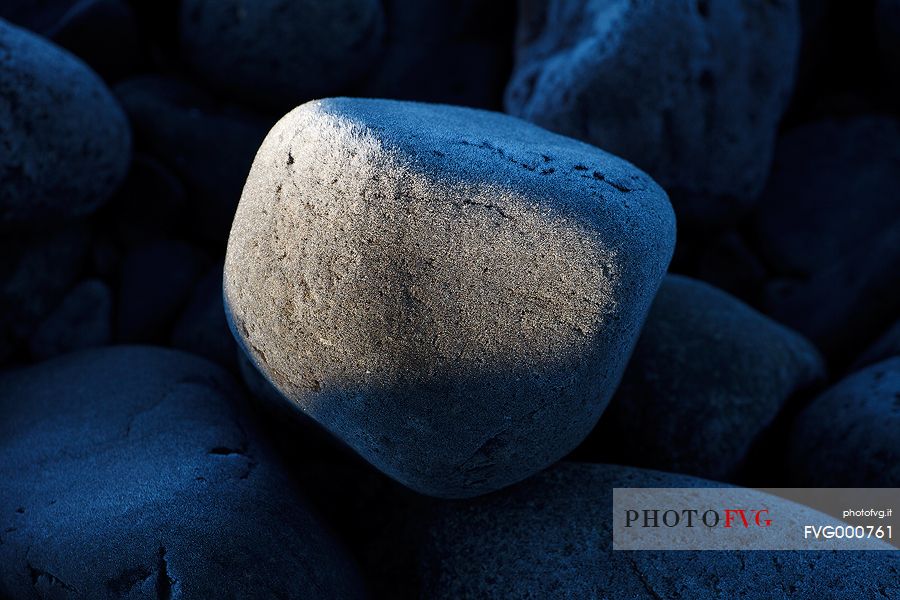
421 463 900 598
0 19 131 225
505 0 800 226
179 0 384 110
28 278 112 360
788 357 900 487
0 225 90 363
587 275 824 480
0 346 365 599
225 97 675 498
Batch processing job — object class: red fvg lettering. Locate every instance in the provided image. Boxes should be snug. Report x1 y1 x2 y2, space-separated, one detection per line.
724 509 772 528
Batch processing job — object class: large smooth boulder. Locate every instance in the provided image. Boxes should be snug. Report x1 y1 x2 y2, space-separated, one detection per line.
0 346 365 599
587 275 825 480
225 97 675 497
420 463 900 598
179 0 384 110
0 19 131 225
505 0 800 226
788 357 900 487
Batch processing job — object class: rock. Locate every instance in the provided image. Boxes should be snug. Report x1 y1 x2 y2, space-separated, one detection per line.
116 240 208 343
420 462 900 598
0 346 365 598
171 264 237 370
224 97 676 497
361 0 515 109
115 76 270 242
761 209 900 366
179 0 385 110
98 153 190 248
505 0 800 226
585 275 824 480
46 0 141 81
753 117 900 278
788 357 900 486
753 117 900 363
28 278 112 360
0 225 90 363
0 1 76 33
853 318 900 371
688 230 768 304
0 19 131 225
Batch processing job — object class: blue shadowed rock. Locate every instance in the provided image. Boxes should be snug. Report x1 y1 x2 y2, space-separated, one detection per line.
115 76 271 242
28 278 112 360
504 0 800 226
0 19 131 225
419 462 900 598
788 357 900 487
170 263 237 370
116 240 209 343
0 346 365 599
585 275 825 480
360 0 515 109
179 0 385 111
0 225 90 364
752 117 900 363
224 97 676 498
45 0 141 82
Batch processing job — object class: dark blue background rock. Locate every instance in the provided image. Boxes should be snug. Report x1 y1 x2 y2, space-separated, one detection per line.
115 76 271 243
753 117 900 365
582 275 825 480
788 357 900 486
170 263 237 371
0 19 131 225
0 225 90 364
179 0 385 111
28 278 112 360
116 240 209 343
505 0 800 226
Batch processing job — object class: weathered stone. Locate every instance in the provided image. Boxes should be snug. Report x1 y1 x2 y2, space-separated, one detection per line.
225 97 675 497
505 0 800 225
0 346 365 598
0 19 130 225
